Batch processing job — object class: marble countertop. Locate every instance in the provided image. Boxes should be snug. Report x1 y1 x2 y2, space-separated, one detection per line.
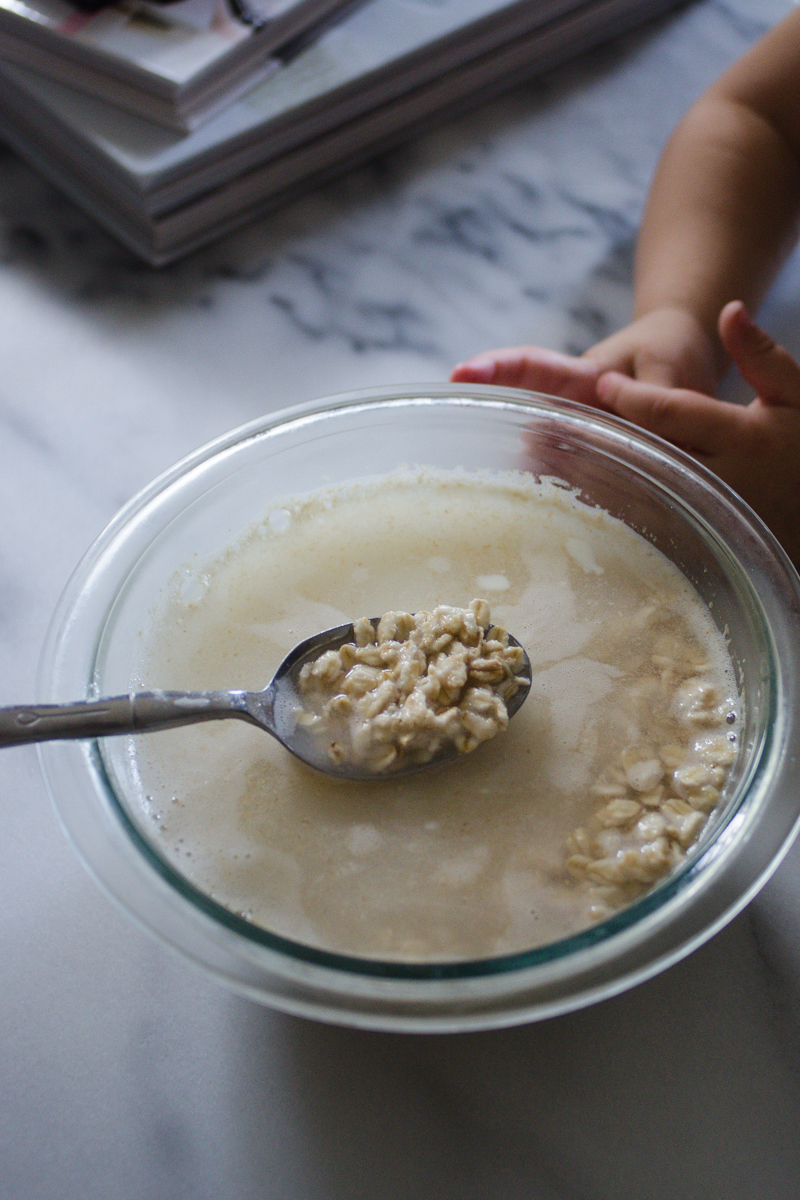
2 1 800 1196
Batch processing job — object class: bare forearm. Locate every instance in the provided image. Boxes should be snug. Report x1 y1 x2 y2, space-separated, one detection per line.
634 97 800 372
633 12 800 376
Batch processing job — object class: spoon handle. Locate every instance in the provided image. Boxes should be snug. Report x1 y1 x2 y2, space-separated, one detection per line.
0 690 254 747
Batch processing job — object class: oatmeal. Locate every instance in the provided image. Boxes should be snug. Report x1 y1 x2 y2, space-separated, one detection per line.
296 600 529 771
130 468 740 961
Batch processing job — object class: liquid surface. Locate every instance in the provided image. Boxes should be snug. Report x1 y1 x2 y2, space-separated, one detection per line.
129 469 739 961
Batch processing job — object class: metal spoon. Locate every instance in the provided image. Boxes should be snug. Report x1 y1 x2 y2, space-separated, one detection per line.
0 619 531 780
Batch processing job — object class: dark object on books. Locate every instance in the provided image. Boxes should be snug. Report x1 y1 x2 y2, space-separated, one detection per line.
226 0 270 29
69 0 198 10
69 0 117 12
72 0 263 7
71 0 263 9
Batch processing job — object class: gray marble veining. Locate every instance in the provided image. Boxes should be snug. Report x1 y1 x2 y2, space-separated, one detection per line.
1 1 799 1197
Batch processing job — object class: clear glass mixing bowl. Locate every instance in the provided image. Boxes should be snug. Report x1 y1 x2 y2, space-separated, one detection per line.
37 385 800 1032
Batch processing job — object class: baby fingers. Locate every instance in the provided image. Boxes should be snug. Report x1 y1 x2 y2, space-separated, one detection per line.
595 372 745 455
451 346 601 405
718 302 800 408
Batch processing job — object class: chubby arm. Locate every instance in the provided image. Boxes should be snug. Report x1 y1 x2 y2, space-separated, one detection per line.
631 6 800 375
452 6 800 394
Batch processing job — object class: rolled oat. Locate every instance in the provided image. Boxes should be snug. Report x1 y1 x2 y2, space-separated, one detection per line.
297 600 529 771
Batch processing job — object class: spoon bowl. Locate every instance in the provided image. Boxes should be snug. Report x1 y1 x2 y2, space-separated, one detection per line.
0 618 531 780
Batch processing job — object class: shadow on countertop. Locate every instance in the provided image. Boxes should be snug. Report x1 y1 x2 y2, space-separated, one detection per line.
226 897 800 1200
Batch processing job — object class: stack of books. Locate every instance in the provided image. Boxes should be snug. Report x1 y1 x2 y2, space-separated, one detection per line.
0 0 684 264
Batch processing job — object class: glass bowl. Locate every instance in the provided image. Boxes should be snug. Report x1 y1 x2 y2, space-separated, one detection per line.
37 385 800 1032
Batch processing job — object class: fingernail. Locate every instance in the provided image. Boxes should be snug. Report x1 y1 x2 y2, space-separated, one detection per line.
596 371 629 411
734 302 753 328
595 372 617 400
732 303 778 355
453 357 495 383
725 300 756 334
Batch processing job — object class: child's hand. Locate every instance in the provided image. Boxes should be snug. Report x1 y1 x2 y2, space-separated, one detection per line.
450 306 719 400
595 302 800 566
584 306 719 392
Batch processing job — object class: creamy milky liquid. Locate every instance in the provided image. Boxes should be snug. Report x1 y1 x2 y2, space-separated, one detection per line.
130 469 739 961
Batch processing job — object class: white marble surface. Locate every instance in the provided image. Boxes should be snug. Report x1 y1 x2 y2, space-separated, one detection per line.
2 2 800 1197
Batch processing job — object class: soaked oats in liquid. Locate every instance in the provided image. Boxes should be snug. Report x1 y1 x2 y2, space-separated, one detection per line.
296 600 529 772
132 469 739 960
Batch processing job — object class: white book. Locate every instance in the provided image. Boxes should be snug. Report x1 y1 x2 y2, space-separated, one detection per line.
0 0 355 129
0 0 684 262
